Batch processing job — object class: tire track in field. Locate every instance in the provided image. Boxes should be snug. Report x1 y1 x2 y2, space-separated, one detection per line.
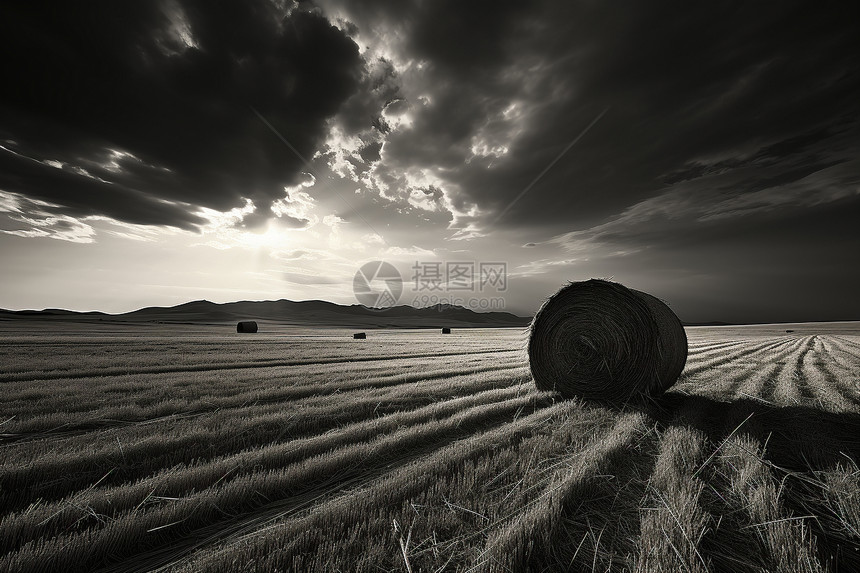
0 348 520 383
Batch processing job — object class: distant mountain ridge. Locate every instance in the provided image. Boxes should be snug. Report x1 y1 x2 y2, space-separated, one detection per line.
0 299 532 328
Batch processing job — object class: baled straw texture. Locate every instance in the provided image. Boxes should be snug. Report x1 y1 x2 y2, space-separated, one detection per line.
528 279 687 403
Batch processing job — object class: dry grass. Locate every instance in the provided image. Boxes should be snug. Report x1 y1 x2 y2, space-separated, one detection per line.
1 324 859 571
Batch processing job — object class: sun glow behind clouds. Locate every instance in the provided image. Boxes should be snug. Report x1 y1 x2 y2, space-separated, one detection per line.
193 201 312 251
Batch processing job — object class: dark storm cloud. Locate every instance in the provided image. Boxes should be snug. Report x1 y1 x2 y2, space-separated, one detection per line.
0 1 362 230
323 0 860 232
0 148 206 229
314 0 860 322
335 56 402 137
4 0 859 252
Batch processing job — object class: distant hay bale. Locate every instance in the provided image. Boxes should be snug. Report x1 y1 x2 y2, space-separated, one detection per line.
785 329 795 333
528 279 687 403
353 332 366 339
236 321 258 333
441 327 452 334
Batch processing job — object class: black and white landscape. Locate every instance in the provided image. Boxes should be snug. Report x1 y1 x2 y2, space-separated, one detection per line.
1 2 859 571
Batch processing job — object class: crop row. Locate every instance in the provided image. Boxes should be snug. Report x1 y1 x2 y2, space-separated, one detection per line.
0 365 532 512
1 390 559 573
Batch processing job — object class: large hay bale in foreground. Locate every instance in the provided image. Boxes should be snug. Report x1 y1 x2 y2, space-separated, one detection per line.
236 321 258 333
528 279 687 403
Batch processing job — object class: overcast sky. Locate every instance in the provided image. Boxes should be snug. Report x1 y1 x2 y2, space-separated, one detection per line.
1 1 859 323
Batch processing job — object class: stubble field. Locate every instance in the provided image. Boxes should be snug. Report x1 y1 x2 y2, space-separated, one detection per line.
1 321 859 572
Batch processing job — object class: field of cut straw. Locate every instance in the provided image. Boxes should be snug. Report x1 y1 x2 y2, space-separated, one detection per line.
1 322 859 572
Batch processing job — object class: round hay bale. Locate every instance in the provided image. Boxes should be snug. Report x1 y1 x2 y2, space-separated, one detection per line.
353 332 367 339
528 279 687 403
236 321 258 333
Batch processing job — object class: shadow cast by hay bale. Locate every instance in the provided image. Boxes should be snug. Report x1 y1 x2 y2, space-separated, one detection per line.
653 394 860 471
649 393 860 570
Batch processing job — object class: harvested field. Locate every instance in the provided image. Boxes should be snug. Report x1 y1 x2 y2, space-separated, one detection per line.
1 322 859 572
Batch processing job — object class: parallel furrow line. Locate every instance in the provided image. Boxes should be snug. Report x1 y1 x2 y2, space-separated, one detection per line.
0 348 519 383
0 394 556 573
476 412 651 572
165 400 602 573
682 338 793 378
801 337 854 412
0 385 540 555
0 360 527 440
767 337 814 406
0 368 532 512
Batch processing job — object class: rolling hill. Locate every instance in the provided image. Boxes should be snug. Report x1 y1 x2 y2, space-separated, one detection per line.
0 299 531 328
